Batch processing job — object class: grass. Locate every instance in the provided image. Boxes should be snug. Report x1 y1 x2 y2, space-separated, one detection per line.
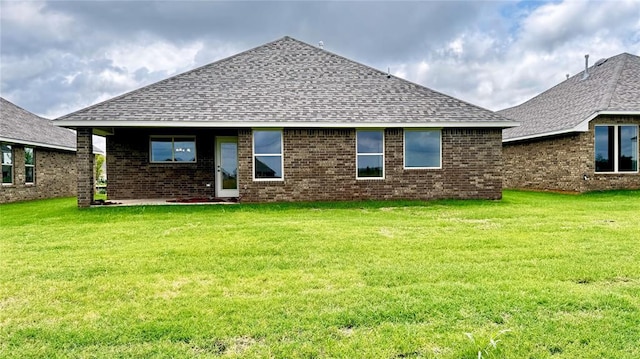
1 190 640 358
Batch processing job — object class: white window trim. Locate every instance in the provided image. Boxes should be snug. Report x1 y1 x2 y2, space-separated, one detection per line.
403 129 442 170
149 136 197 163
2 144 12 185
252 129 284 182
594 124 639 174
25 147 35 185
356 129 385 180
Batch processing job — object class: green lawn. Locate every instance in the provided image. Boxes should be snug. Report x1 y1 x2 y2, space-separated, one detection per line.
1 190 639 358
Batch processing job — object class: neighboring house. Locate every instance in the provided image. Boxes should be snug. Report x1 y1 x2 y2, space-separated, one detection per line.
0 97 77 203
501 53 640 192
55 36 517 207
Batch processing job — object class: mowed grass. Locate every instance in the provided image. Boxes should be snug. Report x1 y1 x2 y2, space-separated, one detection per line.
1 190 640 358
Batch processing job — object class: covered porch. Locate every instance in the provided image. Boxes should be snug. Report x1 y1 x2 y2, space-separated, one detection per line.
76 127 243 208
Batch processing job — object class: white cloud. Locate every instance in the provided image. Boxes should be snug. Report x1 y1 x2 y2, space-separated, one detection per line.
105 39 204 75
1 1 73 42
2 0 639 117
388 0 640 111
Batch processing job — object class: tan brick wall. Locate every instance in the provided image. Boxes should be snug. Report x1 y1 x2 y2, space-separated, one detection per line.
503 115 640 192
0 145 76 203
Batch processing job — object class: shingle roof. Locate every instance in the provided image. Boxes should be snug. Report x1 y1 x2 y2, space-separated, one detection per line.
55 36 514 128
1 97 76 151
501 53 640 141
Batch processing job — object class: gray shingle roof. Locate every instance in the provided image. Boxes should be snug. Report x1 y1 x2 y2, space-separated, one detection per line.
56 36 514 128
1 97 76 151
501 53 640 141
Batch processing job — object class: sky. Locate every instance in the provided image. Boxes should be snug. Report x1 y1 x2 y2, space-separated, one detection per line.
1 0 640 121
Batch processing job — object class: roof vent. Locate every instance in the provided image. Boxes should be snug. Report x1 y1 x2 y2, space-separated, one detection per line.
318 41 324 49
566 74 570 80
582 54 589 80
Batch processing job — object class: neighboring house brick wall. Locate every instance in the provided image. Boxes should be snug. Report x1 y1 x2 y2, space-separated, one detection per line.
503 115 640 192
106 127 503 201
0 145 76 203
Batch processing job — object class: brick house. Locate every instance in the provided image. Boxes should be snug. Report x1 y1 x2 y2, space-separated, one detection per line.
55 36 516 207
1 97 78 203
501 53 640 192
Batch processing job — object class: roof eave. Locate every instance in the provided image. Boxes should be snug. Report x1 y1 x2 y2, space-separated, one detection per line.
503 110 640 143
54 120 519 129
0 136 76 152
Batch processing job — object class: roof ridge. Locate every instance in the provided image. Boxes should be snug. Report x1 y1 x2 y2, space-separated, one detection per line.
597 53 627 111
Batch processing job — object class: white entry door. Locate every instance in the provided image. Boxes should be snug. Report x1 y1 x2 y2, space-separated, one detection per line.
215 137 239 197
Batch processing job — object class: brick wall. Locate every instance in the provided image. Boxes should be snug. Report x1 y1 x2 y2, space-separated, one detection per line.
106 128 222 199
502 115 640 192
0 144 76 203
76 128 94 207
238 128 503 202
107 127 503 202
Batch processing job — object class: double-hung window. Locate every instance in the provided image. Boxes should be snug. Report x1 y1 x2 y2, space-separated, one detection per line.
253 130 283 180
595 125 638 173
404 129 442 169
2 144 12 185
25 147 35 184
150 137 196 163
356 130 384 179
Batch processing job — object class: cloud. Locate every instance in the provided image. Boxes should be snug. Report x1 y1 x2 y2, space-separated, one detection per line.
388 0 640 110
1 0 639 119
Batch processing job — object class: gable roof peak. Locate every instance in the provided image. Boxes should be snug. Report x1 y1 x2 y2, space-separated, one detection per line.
55 36 514 128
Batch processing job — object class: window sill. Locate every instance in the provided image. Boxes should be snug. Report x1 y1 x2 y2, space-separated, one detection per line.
149 163 198 167
594 171 639 175
404 167 442 170
253 178 284 182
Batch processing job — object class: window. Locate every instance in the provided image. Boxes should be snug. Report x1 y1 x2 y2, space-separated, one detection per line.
404 129 441 169
25 147 34 184
150 137 196 163
595 125 638 173
253 130 283 180
2 144 12 184
357 130 384 179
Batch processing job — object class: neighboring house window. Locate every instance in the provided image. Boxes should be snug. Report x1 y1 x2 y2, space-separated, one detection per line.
2 144 12 185
357 130 384 179
253 130 283 180
404 129 442 169
150 137 196 163
25 147 35 184
595 125 638 173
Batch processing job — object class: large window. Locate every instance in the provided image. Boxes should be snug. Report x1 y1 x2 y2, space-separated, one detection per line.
595 125 638 173
404 129 441 169
357 130 384 179
150 137 196 163
253 130 283 180
25 147 34 184
2 144 12 184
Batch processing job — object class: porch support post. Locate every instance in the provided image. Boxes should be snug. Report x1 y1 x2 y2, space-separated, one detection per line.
77 128 94 208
